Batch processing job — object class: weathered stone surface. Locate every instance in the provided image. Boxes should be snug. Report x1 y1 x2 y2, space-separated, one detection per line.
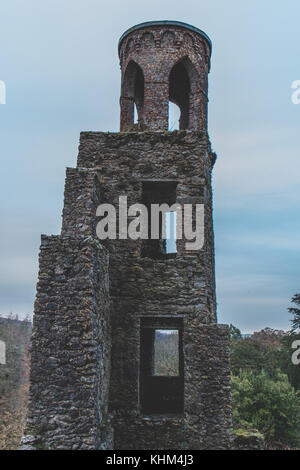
119 21 211 131
62 168 101 238
24 21 232 450
24 236 111 450
233 431 265 450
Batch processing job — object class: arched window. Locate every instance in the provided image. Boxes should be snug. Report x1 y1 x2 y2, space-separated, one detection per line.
169 57 199 130
121 61 144 128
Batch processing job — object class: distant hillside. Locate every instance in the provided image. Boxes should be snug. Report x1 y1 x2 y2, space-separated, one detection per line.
0 316 32 449
154 330 179 376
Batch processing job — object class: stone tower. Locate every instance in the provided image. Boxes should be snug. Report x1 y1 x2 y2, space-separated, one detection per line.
23 21 232 450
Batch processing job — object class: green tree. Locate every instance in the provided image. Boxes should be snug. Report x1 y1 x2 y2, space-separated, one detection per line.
229 324 242 342
232 370 300 446
231 338 266 374
230 330 288 379
289 294 300 331
278 332 300 391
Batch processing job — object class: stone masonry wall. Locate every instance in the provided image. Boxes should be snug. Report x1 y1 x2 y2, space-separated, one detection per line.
24 127 232 450
23 235 111 450
61 168 101 238
76 129 232 449
114 324 232 450
184 324 232 449
24 20 232 451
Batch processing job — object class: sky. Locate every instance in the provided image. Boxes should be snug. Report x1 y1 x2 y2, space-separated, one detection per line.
0 0 299 332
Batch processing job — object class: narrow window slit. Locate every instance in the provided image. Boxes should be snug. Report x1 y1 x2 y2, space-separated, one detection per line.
141 181 178 259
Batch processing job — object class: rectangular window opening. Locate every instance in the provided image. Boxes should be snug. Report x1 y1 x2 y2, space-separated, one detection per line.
140 318 184 415
141 181 178 259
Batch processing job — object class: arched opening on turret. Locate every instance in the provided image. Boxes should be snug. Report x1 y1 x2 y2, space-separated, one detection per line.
169 57 199 130
121 61 144 130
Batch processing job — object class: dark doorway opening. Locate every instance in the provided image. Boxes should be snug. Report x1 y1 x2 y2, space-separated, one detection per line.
140 317 184 414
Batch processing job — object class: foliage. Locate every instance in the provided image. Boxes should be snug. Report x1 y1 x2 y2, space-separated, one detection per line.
251 327 286 348
230 327 300 386
289 293 300 332
230 336 284 379
231 316 300 448
231 338 266 374
278 332 300 391
231 370 300 446
229 324 242 341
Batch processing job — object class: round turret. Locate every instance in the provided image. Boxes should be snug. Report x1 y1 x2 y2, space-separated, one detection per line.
118 21 212 132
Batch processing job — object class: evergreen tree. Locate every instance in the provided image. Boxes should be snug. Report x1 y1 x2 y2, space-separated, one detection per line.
289 293 300 331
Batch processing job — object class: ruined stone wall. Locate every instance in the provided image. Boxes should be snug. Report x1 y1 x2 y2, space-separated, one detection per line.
113 324 231 450
76 130 232 449
184 324 232 450
24 128 232 450
24 19 232 451
23 235 111 450
61 168 101 238
233 432 265 451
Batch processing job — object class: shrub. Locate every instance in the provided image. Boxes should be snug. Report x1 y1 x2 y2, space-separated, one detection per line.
231 370 300 446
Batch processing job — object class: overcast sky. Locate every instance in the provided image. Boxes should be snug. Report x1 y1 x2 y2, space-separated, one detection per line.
0 0 299 332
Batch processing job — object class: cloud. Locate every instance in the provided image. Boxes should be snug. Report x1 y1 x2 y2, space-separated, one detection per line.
213 126 300 207
0 0 299 330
